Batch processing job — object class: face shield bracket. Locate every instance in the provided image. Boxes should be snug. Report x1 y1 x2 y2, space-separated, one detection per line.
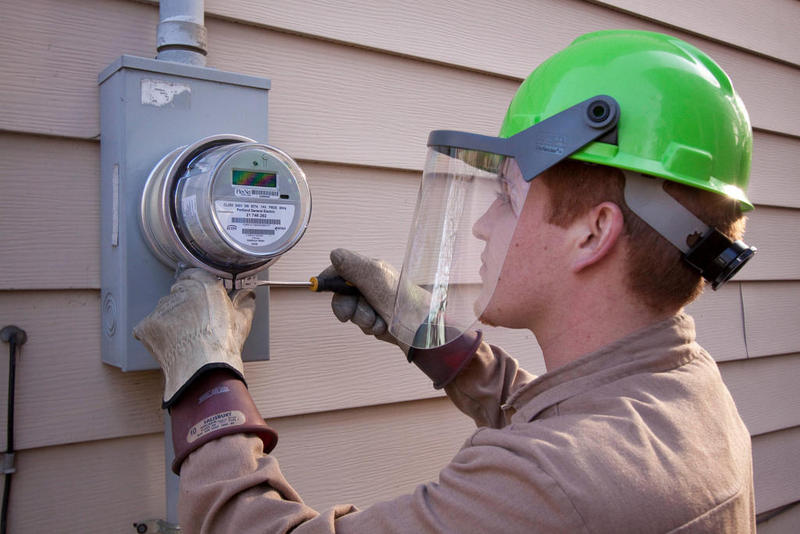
428 95 619 182
623 171 756 289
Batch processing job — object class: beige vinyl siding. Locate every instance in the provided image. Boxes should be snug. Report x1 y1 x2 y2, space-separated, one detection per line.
0 0 798 530
758 498 800 534
742 282 800 358
718 355 800 436
591 0 800 66
200 0 800 74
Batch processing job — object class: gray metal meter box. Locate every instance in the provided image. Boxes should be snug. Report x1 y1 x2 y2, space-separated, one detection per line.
98 55 272 371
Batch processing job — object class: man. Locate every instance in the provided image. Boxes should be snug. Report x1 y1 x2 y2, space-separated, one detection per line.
135 30 757 532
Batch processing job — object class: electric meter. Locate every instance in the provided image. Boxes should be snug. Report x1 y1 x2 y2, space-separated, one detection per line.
141 134 311 279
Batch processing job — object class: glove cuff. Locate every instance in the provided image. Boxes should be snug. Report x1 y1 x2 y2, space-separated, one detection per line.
168 370 278 475
407 330 482 389
163 362 246 409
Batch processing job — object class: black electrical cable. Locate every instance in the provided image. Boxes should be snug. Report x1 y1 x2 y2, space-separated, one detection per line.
0 326 26 534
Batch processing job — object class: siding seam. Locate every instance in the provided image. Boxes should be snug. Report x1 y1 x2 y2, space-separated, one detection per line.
739 282 750 358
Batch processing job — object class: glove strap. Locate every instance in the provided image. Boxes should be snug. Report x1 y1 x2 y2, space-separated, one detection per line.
408 330 482 389
169 370 278 474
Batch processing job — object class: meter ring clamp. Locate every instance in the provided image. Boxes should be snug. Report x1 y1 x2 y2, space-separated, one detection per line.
141 134 312 279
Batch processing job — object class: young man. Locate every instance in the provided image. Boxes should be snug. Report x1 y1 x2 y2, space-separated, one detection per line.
135 30 757 532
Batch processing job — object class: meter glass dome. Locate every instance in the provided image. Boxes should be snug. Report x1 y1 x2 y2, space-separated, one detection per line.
141 135 312 279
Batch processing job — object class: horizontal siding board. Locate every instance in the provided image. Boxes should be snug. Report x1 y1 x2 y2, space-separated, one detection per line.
749 130 800 209
685 283 746 362
0 282 774 450
1 0 799 158
718 354 800 436
0 0 157 138
1 132 797 291
735 206 800 281
203 0 608 78
742 282 800 358
753 426 800 514
592 0 800 66
0 291 164 450
0 134 100 289
757 500 800 534
202 0 800 75
9 434 166 532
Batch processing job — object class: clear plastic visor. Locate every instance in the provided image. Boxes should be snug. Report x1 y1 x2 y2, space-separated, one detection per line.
389 147 529 349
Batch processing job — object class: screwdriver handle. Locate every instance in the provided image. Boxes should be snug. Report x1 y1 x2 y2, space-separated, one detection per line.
309 275 359 295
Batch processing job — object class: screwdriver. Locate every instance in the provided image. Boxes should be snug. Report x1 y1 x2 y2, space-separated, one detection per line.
251 275 359 295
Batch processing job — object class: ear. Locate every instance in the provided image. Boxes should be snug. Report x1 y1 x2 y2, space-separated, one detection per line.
569 202 624 273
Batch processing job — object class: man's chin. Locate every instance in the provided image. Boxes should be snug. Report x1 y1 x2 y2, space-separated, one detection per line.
477 311 498 328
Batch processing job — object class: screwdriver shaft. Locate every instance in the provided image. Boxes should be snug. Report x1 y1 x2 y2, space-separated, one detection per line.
249 276 358 295
251 280 312 288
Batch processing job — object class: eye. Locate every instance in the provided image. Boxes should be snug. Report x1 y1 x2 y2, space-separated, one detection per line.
495 178 512 205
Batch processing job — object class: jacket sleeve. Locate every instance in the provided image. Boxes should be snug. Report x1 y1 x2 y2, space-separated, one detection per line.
442 340 537 428
178 431 586 534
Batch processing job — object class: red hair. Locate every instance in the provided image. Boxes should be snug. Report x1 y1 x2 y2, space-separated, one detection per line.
540 160 746 312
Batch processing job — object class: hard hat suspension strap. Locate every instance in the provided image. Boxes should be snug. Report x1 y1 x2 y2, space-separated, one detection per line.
623 171 756 289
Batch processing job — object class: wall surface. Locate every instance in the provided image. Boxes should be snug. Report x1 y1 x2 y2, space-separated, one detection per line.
0 0 798 531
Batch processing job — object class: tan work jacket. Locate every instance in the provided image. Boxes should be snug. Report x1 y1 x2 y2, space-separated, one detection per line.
179 314 756 533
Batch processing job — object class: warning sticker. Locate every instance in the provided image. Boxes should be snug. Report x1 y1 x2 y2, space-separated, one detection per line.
141 78 191 109
187 410 246 444
215 200 295 247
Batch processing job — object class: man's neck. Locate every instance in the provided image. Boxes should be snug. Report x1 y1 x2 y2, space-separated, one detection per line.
533 288 674 373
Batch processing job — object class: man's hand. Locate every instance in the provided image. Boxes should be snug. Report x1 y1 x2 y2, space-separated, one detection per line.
133 268 255 406
324 248 411 353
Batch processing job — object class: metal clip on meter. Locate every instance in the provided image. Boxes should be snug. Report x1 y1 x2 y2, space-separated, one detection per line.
141 134 311 282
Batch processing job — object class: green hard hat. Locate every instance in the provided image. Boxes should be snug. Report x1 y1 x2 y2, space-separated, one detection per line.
499 30 754 210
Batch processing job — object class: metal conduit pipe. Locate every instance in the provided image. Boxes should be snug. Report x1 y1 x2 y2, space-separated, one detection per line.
155 3 209 528
156 0 208 66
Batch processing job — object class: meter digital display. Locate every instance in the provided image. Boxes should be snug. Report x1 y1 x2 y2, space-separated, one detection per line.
232 169 277 189
141 135 311 279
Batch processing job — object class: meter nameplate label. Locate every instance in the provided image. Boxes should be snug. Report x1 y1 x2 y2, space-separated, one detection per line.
215 200 295 247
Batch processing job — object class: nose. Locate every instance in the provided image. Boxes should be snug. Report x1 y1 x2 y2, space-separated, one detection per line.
472 201 496 241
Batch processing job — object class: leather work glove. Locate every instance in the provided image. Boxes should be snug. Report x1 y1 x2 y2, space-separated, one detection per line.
134 268 277 474
325 248 482 389
133 268 255 406
325 248 409 353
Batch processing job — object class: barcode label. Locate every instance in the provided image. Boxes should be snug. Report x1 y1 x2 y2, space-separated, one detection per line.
232 217 281 225
242 228 276 236
215 200 294 247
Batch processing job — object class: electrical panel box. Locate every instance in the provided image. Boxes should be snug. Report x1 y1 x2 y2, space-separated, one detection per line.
98 55 272 371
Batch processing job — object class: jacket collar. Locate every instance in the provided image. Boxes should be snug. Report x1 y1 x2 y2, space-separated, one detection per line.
504 313 699 424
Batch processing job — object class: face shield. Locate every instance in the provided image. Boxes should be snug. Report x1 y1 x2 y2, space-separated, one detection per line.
389 95 620 349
